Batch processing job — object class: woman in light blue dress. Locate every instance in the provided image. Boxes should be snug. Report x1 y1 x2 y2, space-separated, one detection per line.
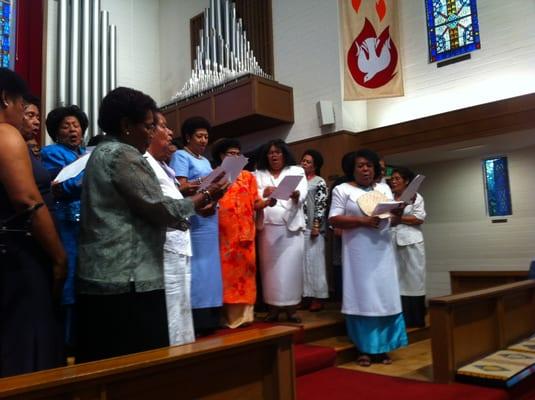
169 117 223 336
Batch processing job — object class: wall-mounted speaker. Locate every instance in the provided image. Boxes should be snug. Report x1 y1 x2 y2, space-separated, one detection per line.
316 100 335 127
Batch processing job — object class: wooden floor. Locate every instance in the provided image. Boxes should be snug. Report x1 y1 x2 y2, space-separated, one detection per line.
338 339 433 382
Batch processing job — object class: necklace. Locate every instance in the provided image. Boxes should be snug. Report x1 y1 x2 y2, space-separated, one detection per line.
185 146 202 159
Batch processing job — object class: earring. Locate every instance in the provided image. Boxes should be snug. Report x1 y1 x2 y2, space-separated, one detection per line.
126 131 130 136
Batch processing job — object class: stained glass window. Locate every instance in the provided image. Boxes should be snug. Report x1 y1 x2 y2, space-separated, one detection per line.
482 157 512 217
425 0 481 63
0 0 15 69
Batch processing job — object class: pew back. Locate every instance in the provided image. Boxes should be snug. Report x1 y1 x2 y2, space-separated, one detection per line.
430 280 535 383
0 326 298 400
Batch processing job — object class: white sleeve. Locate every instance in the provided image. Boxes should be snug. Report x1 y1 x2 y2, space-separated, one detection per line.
411 193 427 221
329 185 347 218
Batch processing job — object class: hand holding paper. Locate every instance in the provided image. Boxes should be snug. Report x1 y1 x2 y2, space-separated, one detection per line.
199 155 248 191
268 175 303 200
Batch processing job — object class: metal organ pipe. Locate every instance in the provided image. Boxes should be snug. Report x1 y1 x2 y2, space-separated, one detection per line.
172 0 271 102
81 0 91 142
100 10 109 100
109 25 117 92
57 0 68 106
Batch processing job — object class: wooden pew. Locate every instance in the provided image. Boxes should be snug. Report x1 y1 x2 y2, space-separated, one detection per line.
0 326 298 400
450 270 528 294
430 280 535 383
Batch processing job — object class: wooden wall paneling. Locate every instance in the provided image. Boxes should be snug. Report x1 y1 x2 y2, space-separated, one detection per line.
450 271 528 294
256 79 294 122
214 80 255 125
162 108 180 137
178 97 213 127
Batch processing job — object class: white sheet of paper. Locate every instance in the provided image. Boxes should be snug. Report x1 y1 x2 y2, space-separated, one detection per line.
399 174 426 203
269 175 303 201
372 201 404 218
221 154 248 183
54 152 92 183
198 166 225 191
198 155 248 190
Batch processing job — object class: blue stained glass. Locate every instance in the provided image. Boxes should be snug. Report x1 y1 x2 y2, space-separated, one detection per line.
0 0 13 68
425 0 481 63
483 157 512 217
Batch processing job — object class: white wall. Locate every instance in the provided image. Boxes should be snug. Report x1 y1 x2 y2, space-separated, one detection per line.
102 0 161 103
159 0 207 102
367 0 535 129
412 144 535 299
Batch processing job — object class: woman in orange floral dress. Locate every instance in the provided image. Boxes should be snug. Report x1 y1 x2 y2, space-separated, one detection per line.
212 139 275 328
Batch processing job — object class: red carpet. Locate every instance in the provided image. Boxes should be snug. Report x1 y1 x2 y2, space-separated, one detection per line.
297 368 510 400
294 344 337 377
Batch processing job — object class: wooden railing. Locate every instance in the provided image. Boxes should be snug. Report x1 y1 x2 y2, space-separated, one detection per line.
450 270 528 294
430 280 535 383
0 326 298 400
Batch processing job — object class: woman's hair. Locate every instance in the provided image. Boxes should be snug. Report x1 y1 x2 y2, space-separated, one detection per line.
256 139 296 171
181 116 211 144
23 94 40 109
45 105 89 142
350 148 382 181
211 138 241 166
301 149 324 176
98 87 157 136
0 67 28 102
391 166 415 184
87 134 112 147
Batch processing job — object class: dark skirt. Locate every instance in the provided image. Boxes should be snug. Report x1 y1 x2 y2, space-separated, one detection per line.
401 295 427 328
0 237 65 377
76 290 169 363
192 307 222 336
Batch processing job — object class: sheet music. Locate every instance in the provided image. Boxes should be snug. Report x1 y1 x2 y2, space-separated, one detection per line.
372 201 404 218
54 152 91 183
269 175 303 201
399 174 426 203
198 155 248 190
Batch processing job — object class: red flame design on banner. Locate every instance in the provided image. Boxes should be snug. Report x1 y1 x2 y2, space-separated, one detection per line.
351 0 362 14
347 18 398 89
376 0 386 21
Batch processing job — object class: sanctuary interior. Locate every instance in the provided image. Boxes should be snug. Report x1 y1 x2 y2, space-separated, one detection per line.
1 0 535 399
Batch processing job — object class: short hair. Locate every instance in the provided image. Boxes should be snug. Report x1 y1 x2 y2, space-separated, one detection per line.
0 67 29 101
350 149 382 181
24 94 40 109
181 116 211 144
87 134 112 147
391 166 415 184
211 138 241 166
46 105 89 142
256 139 296 171
98 87 157 136
301 149 324 176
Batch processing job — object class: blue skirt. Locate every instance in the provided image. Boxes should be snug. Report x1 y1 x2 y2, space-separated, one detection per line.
345 313 408 354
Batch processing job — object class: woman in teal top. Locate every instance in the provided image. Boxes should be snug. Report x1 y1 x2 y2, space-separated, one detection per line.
77 88 227 362
169 117 223 336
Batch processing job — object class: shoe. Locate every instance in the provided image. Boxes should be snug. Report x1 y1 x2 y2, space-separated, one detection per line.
356 354 371 367
264 312 279 322
286 314 302 323
308 300 323 312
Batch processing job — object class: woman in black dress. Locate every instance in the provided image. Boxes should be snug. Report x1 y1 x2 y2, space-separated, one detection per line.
0 68 66 377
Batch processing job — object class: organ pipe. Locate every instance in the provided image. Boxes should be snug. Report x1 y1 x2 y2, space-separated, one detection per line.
172 0 272 102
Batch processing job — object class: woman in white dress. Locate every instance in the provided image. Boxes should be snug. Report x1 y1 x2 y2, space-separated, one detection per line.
300 150 329 311
390 167 427 328
145 111 194 345
329 149 408 366
255 139 307 323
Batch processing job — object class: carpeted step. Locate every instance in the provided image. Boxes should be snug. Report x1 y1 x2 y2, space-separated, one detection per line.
296 367 511 400
294 344 337 377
